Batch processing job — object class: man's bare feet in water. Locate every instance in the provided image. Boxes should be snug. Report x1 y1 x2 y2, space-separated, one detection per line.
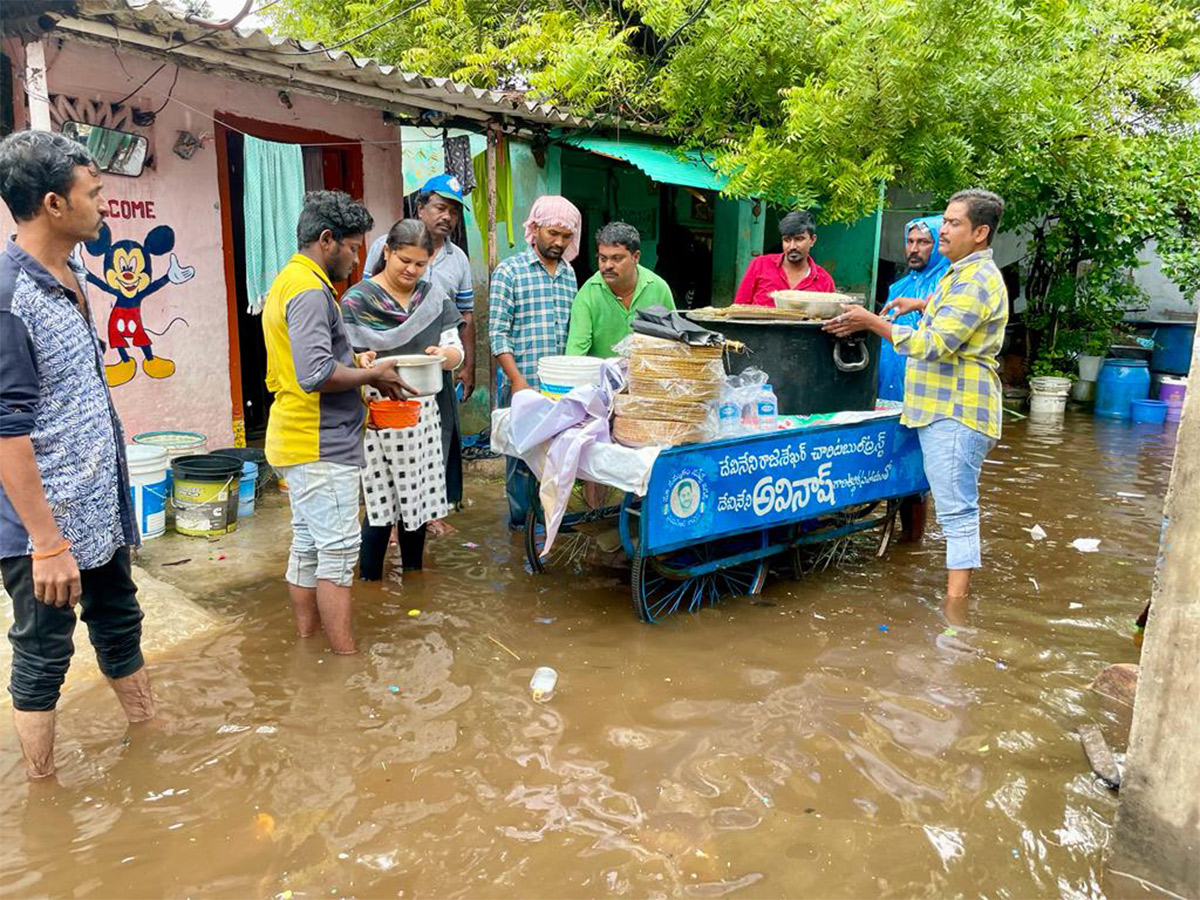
427 519 456 537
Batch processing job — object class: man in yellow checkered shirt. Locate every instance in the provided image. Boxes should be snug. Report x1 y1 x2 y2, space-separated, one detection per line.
826 190 1008 619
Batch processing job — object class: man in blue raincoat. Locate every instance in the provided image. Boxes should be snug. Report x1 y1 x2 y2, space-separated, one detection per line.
876 215 950 401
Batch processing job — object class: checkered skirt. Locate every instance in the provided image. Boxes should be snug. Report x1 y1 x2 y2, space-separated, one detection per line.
361 394 449 530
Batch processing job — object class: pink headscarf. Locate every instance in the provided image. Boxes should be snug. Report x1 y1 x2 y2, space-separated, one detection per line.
523 195 582 263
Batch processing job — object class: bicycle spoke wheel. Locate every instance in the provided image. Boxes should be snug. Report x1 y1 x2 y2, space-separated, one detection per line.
630 538 768 624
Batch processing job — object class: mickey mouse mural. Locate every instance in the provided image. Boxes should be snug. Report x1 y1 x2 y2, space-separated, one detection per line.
82 223 196 386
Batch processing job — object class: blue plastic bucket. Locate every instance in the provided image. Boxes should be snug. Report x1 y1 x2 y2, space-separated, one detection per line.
1130 399 1168 424
1095 359 1151 419
237 460 258 518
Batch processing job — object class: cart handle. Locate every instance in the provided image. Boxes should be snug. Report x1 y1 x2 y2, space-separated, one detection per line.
833 337 870 373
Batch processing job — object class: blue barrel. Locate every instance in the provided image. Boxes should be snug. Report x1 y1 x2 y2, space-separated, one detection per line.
1150 324 1196 376
1095 359 1151 419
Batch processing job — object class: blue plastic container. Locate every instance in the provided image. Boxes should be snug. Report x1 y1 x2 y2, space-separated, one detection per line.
1095 359 1151 419
1130 399 1168 424
1150 324 1196 376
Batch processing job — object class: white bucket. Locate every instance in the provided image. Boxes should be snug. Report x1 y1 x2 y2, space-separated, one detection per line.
126 444 169 539
1029 392 1068 419
1029 376 1072 421
538 355 605 384
1029 376 1072 396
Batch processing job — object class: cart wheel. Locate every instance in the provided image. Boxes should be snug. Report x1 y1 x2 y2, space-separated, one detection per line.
630 540 768 624
525 481 624 574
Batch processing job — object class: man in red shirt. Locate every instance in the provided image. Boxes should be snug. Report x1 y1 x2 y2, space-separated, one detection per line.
734 210 836 305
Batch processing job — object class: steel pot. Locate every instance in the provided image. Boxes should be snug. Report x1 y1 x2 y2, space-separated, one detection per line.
388 354 444 397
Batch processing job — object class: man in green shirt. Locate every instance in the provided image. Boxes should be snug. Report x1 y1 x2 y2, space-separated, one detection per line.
566 221 674 358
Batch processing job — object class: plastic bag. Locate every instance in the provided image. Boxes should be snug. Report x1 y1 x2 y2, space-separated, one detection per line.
626 334 724 360
628 355 725 382
613 416 713 448
615 394 712 424
627 376 724 402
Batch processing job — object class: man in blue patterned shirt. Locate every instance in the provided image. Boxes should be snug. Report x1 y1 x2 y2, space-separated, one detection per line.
0 131 154 779
488 195 581 527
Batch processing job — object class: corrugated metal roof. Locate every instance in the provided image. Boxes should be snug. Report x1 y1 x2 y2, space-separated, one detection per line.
44 0 591 129
562 135 726 192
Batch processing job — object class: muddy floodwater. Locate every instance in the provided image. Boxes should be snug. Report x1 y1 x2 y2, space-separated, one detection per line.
0 414 1178 899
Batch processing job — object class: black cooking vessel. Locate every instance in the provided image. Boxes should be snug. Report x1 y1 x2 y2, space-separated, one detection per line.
687 315 880 415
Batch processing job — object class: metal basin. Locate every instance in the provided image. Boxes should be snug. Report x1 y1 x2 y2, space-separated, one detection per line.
387 354 445 397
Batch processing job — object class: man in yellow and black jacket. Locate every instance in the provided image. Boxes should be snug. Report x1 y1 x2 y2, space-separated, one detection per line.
262 190 408 655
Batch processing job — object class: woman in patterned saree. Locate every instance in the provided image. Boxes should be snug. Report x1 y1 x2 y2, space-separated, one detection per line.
340 219 463 578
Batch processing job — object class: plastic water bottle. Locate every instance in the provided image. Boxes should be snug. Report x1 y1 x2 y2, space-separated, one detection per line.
757 384 779 432
530 666 558 702
740 387 759 432
718 386 740 437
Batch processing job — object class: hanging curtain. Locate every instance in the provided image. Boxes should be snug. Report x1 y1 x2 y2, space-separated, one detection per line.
243 135 305 314
301 146 325 191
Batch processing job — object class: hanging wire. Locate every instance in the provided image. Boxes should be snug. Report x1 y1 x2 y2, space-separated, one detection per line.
150 65 181 115
22 72 452 147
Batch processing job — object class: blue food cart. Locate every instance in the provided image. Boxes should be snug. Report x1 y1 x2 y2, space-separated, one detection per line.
511 409 929 623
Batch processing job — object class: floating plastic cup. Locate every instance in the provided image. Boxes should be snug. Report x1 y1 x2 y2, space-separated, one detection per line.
529 666 558 702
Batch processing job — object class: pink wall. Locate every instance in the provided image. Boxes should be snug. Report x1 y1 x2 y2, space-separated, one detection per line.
2 38 404 448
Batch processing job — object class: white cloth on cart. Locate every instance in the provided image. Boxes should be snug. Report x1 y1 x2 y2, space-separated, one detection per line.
492 407 661 496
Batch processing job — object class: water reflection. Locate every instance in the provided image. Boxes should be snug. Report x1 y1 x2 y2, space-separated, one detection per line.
0 413 1174 898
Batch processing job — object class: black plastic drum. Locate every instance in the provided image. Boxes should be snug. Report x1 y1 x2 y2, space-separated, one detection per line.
689 316 880 415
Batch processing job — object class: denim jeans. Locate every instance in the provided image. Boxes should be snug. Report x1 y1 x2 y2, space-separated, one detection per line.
278 461 362 588
506 456 535 529
500 385 535 528
917 418 996 570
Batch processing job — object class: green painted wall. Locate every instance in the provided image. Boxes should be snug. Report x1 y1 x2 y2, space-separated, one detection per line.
712 198 766 307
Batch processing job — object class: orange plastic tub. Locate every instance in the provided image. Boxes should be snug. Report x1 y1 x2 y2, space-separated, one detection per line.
369 399 421 429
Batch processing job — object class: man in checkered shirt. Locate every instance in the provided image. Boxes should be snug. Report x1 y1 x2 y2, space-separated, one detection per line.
488 195 582 528
826 189 1008 619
